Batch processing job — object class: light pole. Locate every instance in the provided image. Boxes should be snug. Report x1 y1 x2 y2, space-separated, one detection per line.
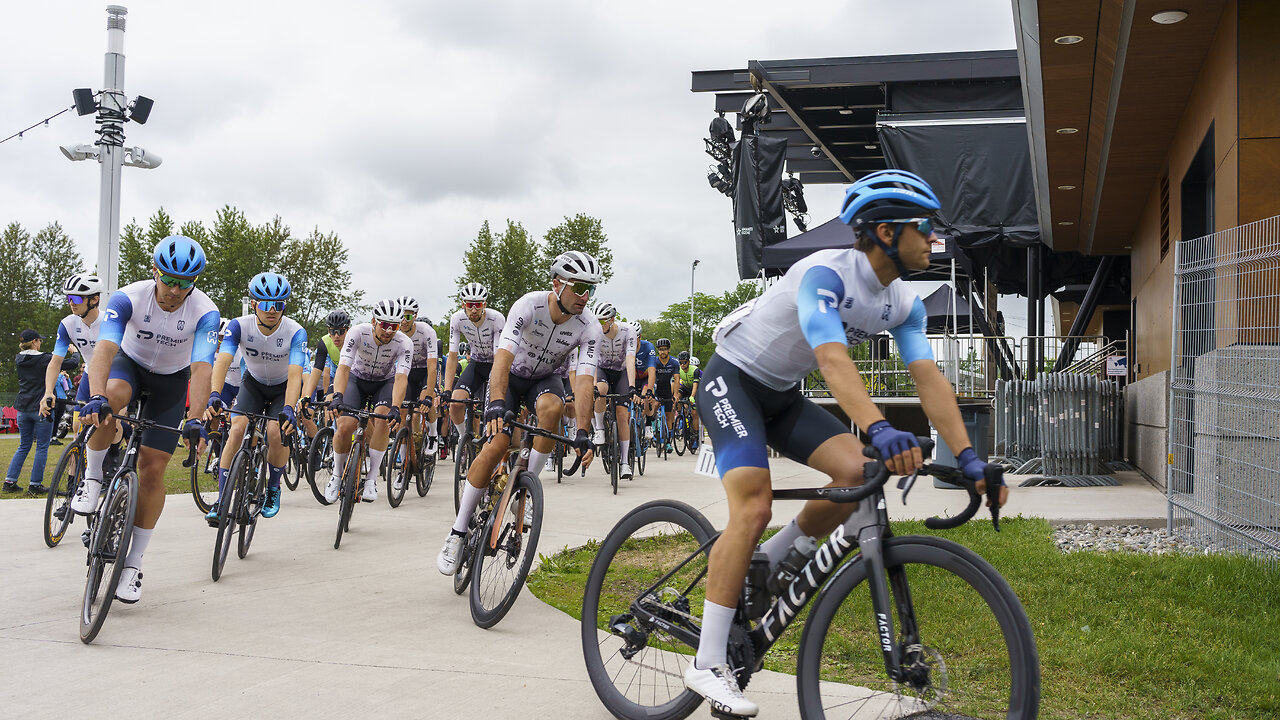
690 259 700 354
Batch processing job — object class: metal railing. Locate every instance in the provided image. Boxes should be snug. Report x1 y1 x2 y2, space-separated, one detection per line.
1170 215 1280 563
993 373 1127 485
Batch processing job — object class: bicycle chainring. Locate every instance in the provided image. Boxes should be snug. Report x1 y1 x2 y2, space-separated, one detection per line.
726 624 758 690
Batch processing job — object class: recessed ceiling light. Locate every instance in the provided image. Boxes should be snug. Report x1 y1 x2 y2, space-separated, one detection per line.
1123 245 1132 249
1058 221 1075 226
863 144 877 150
1054 35 1085 44
1057 185 1076 190
838 109 854 115
1056 127 1079 134
1152 10 1188 24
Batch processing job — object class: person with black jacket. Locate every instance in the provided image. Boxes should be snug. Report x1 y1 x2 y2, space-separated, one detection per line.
4 330 77 493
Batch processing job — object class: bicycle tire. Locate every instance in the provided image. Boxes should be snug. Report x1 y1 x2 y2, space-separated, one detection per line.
191 432 222 513
307 426 335 506
80 472 137 644
237 449 267 560
213 452 245 581
634 416 647 476
453 432 473 513
44 441 82 548
386 428 410 508
796 535 1040 720
334 447 360 549
672 413 687 456
284 435 303 491
606 413 619 495
416 445 434 497
469 471 543 629
580 500 716 720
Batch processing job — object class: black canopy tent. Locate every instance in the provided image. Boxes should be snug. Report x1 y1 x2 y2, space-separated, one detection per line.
761 216 959 281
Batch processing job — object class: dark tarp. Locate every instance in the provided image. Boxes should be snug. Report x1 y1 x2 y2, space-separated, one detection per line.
921 284 972 333
732 134 788 278
761 215 958 280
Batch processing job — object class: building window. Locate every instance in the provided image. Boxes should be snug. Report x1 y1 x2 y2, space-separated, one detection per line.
1159 173 1171 260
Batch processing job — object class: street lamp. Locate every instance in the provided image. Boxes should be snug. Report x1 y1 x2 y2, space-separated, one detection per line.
690 259 700 354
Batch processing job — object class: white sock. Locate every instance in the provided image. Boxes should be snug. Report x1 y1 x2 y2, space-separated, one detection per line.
594 412 605 431
454 482 485 534
695 600 736 669
453 420 466 437
125 526 153 569
365 448 385 484
760 518 806 568
620 440 630 465
426 421 437 438
85 447 108 482
334 452 349 480
527 449 550 480
566 419 576 434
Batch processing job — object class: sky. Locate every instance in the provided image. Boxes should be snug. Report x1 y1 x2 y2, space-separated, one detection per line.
1 0 1017 327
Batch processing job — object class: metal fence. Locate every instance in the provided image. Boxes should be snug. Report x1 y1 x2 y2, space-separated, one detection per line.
1170 215 1280 562
993 374 1127 485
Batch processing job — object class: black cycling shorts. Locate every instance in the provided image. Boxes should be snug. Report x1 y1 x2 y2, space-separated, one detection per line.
697 354 850 476
345 376 395 412
596 367 630 397
234 374 289 418
107 352 191 454
407 367 431 399
501 373 564 435
455 361 493 397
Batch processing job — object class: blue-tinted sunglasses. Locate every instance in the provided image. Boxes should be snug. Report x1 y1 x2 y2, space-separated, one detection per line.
256 300 286 312
888 217 935 236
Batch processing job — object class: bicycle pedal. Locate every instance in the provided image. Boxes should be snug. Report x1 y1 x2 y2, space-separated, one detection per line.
80 529 91 548
54 505 68 521
710 710 754 720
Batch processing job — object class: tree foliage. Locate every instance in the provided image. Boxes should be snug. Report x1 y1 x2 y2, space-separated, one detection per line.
0 222 84 390
636 280 764 362
541 213 614 283
457 220 545 315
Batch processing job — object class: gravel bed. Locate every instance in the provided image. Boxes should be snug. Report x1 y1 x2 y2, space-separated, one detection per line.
1052 523 1219 556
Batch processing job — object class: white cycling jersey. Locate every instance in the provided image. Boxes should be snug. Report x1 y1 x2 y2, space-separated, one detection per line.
596 321 637 372
339 323 413 382
714 248 934 391
99 280 220 374
497 291 602 380
448 308 505 363
402 321 439 369
52 312 102 366
555 345 579 380
220 315 308 386
224 348 244 388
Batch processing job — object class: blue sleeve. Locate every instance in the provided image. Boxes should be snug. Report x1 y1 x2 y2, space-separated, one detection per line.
797 265 848 349
98 292 134 346
890 297 935 365
53 322 71 357
191 310 221 365
220 318 243 357
289 328 309 367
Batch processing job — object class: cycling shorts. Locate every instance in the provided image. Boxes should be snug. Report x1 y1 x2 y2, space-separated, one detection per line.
696 354 850 476
595 367 630 398
679 384 696 401
76 375 91 403
407 367 432 400
455 360 492 397
108 352 190 454
233 374 288 418
562 376 575 402
345 376 395 413
500 373 564 436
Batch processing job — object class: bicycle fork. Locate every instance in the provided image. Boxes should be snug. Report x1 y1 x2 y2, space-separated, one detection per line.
850 509 921 686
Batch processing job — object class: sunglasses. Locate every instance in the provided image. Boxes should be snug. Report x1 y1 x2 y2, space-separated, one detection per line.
568 282 596 296
402 312 416 321
67 294 86 305
374 320 399 331
463 302 484 310
257 300 286 312
328 327 348 335
157 272 196 289
888 217 935 236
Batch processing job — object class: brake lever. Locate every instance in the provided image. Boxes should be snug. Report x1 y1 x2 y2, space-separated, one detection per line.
985 465 1005 532
897 470 918 504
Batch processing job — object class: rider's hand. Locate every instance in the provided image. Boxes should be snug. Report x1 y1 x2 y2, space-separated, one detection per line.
81 395 112 427
182 417 206 453
484 399 506 423
866 420 922 476
572 428 591 452
207 391 224 412
328 391 345 412
40 393 55 418
383 405 401 427
959 447 1008 508
278 405 297 436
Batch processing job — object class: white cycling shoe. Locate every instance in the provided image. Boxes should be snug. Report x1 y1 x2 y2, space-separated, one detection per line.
683 662 758 717
361 478 378 502
115 566 143 604
437 533 464 575
592 428 605 445
71 479 103 515
323 474 342 503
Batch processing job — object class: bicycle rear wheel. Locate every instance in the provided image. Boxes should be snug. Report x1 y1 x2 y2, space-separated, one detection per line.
386 428 410 508
284 435 303 491
334 447 360 549
212 452 244 581
580 500 716 720
672 414 687 456
45 441 82 548
307 426 335 506
453 515 479 595
80 472 137 644
797 535 1040 720
415 444 434 497
453 432 474 513
191 431 222 513
237 451 267 559
469 471 543 628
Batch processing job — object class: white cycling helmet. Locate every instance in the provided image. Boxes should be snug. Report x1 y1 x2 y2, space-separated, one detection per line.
549 251 604 284
690 356 700 367
594 302 617 320
631 321 642 336
63 273 105 296
459 282 488 303
395 295 419 317
372 299 401 323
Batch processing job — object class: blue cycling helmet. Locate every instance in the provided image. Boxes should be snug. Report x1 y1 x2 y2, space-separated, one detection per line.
153 235 206 277
838 169 941 278
248 272 291 301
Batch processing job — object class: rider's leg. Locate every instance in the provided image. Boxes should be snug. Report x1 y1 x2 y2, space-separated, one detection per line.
217 414 250 495
527 392 563 480
699 465 772 670
455 430 511 532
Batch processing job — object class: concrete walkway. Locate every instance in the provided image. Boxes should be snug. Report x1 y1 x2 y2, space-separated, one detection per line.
0 449 1164 719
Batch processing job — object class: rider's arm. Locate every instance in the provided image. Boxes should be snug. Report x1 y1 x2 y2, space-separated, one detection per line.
284 326 308 408
185 310 220 416
486 348 514 404
187 362 213 423
333 363 351 398
912 360 970 455
798 264 885 431
391 372 408 410
444 352 459 392
209 318 241 393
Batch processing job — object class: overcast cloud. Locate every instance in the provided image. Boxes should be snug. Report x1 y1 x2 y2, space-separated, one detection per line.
2 0 1015 325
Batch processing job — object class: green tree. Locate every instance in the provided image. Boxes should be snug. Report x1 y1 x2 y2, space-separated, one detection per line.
540 213 614 283
0 223 41 391
119 221 149 284
30 223 84 310
200 206 281 317
650 280 763 360
277 226 366 340
458 220 544 314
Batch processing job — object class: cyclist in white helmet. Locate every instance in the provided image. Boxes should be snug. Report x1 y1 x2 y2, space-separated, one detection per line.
396 295 441 461
444 282 505 442
41 273 105 425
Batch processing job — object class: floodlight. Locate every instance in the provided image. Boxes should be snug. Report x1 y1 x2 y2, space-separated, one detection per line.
59 143 100 162
123 146 162 169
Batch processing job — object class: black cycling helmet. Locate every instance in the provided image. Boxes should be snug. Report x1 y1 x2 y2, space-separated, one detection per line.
325 309 352 329
656 338 671 349
678 351 690 363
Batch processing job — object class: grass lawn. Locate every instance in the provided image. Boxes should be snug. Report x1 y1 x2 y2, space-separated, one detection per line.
0 434 202 496
529 516 1280 720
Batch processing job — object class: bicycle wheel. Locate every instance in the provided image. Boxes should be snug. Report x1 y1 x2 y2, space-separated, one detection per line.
237 450 267 560
191 431 222 513
453 432 474 513
469 471 543 629
797 535 1040 720
307 426 335 506
672 413 687 456
386 428 410 508
415 444 434 497
80 472 137 644
634 417 647 476
45 441 82 548
213 452 245 581
580 500 717 720
334 447 360 549
284 435 302 491
606 414 619 494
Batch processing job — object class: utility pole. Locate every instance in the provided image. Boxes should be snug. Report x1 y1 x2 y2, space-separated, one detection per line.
690 259 700 354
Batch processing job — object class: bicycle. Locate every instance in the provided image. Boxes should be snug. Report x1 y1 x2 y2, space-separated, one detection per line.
306 407 337 506
332 404 396 550
580 439 1039 720
595 389 633 494
79 403 192 644
44 400 90 548
190 410 226 513
385 397 437 507
671 399 699 456
282 398 320 492
649 405 671 461
629 400 648 477
444 394 485 513
211 408 286 581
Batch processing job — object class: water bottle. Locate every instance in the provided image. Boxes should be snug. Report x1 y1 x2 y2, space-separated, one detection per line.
741 551 771 620
767 536 818 597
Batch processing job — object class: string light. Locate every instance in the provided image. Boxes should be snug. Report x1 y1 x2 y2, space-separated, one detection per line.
0 104 77 146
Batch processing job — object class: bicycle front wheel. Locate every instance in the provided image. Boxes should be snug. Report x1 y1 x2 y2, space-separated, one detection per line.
797 535 1040 720
80 473 137 644
469 471 543 629
45 441 82 547
284 436 303 491
213 453 245 581
580 500 716 720
334 447 360 549
191 432 222 513
672 415 687 456
237 452 267 560
415 444 434 497
386 429 410 508
307 427 335 506
453 433 474 513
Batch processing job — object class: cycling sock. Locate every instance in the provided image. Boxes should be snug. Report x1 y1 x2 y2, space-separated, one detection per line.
527 449 549 479
453 419 466 437
125 526 153 569
594 411 605 431
267 463 284 490
694 600 736 669
85 447 108 482
760 518 805 569
566 418 576 434
216 466 228 495
365 449 385 484
334 452 349 478
454 482 485 534
620 440 630 465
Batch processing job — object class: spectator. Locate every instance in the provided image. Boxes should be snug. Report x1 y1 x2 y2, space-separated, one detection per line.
51 368 74 445
4 330 75 493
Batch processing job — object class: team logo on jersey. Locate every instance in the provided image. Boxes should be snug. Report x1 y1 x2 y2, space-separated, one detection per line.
844 297 855 309
881 304 892 321
277 338 284 347
143 314 152 323
104 308 119 322
816 289 839 313
706 376 728 397
176 320 185 331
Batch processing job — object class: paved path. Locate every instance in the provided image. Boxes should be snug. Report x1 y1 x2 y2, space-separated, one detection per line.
0 448 1164 719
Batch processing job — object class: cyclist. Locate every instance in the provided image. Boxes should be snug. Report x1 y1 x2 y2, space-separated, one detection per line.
683 170 1008 716
396 295 441 456
651 338 681 451
436 251 604 576
676 350 702 441
41 273 105 425
203 272 307 522
631 322 657 420
303 309 350 403
323 299 412 504
444 282 505 442
589 302 639 478
70 236 220 605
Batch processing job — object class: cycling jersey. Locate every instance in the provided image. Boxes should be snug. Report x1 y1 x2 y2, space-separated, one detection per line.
99 280 220 374
321 333 341 367
633 335 656 377
597 322 637 372
498 291 602 380
53 312 102 366
225 348 244 388
653 355 680 396
219 315 308 386
449 308 505 363
339 323 413 381
678 365 702 386
402 321 439 369
714 248 933 391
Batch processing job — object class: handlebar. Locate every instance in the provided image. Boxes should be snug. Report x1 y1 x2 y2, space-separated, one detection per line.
333 405 398 422
502 410 576 446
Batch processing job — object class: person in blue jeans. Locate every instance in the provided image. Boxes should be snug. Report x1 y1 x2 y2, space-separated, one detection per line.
5 330 76 493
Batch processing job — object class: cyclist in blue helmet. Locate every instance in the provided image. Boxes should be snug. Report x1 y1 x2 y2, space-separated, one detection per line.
681 170 1007 716
70 235 220 605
